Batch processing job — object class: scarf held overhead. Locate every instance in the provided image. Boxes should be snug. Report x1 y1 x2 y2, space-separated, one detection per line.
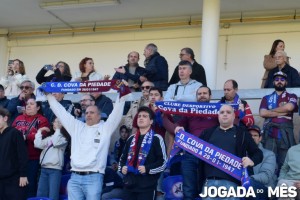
38 80 131 97
155 101 239 117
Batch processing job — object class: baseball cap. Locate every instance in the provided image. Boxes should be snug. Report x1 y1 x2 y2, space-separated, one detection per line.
248 125 262 136
273 71 287 79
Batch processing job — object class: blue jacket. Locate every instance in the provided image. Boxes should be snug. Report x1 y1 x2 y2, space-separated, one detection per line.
94 94 113 119
0 96 9 109
144 52 169 91
42 99 74 123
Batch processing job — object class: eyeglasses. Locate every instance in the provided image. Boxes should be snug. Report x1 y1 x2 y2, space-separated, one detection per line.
56 65 64 68
179 53 187 57
20 86 31 90
141 86 151 90
80 99 93 103
274 77 286 82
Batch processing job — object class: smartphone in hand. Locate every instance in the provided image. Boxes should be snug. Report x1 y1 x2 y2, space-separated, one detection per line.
17 106 25 114
44 65 53 70
8 60 14 65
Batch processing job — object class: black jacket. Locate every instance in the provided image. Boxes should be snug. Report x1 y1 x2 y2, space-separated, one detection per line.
144 52 169 91
264 64 300 88
112 64 146 91
94 94 113 118
169 61 207 86
36 67 72 84
119 133 167 192
0 127 28 179
199 125 263 186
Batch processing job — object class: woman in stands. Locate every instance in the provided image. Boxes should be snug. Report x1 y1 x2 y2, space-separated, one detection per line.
36 61 72 84
34 117 70 200
72 57 104 81
12 98 50 198
0 59 29 96
261 39 289 87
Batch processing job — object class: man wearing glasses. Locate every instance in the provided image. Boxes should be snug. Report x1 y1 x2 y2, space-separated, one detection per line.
124 81 154 134
260 71 298 173
264 50 300 88
7 80 35 123
164 60 201 102
169 47 206 86
74 94 95 122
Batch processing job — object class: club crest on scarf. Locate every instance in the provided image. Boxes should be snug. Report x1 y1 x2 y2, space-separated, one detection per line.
126 129 154 174
111 80 131 98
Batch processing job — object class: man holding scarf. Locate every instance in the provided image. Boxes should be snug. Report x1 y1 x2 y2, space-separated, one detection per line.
219 79 254 128
163 86 219 200
119 106 167 200
45 92 126 200
259 71 298 173
199 105 263 200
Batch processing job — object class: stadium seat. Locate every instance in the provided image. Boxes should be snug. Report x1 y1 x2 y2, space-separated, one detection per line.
162 175 183 200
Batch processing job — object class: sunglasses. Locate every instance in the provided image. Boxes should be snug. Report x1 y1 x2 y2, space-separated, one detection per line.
20 86 31 90
274 77 286 82
141 86 151 90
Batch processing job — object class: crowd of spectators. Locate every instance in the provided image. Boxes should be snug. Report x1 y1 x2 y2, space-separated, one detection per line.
0 40 300 200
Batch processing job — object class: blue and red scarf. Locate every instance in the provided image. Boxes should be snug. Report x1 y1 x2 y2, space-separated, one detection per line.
38 80 131 97
126 129 154 174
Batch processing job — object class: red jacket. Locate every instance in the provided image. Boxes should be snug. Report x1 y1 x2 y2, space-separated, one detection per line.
13 113 50 160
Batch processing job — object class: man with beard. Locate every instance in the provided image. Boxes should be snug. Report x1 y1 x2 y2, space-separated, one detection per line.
163 86 219 200
259 71 298 172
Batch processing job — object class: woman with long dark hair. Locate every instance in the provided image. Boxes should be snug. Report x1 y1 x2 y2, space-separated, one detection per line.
34 117 70 200
36 61 72 84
